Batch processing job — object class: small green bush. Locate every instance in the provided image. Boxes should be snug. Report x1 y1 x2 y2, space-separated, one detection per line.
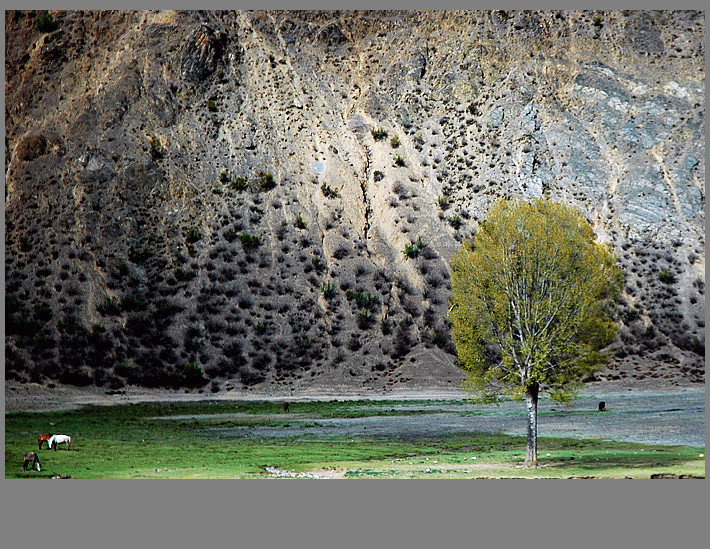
357 311 376 329
97 297 121 316
219 170 229 183
121 295 148 312
448 215 462 229
128 247 151 263
311 256 325 272
238 232 261 249
322 281 337 299
390 135 400 148
659 269 676 284
224 228 240 242
321 182 339 198
232 177 248 192
35 11 57 33
126 314 153 335
373 170 384 182
402 236 427 259
295 213 308 229
186 228 201 243
371 128 388 141
394 155 406 167
206 100 218 112
437 195 450 210
182 362 209 388
258 173 276 191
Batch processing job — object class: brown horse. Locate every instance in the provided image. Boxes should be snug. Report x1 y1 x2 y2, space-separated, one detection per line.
38 433 52 450
23 452 42 471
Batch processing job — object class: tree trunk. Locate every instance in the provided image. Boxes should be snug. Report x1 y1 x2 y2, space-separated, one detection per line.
524 382 539 468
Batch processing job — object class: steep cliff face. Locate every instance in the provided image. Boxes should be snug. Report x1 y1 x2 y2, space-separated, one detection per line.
4 10 704 392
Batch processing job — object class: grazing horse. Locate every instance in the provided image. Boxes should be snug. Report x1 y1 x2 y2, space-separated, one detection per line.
38 433 52 450
23 452 42 471
283 401 290 413
49 434 71 451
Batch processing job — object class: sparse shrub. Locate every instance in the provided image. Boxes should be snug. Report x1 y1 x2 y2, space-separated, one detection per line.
371 128 388 141
322 281 337 299
175 267 197 281
232 177 248 192
402 236 427 259
154 299 181 321
390 135 400 148
120 295 147 312
311 255 325 272
448 214 462 229
392 324 411 359
437 195 450 210
380 319 392 335
373 170 384 182
593 15 603 27
357 311 376 329
321 182 339 198
206 100 218 112
294 335 312 357
621 308 641 323
126 314 153 335
258 173 276 191
394 155 406 167
659 269 676 284
238 232 261 249
239 367 265 386
59 367 92 387
182 362 209 388
346 290 380 310
186 228 201 243
115 363 137 379
35 11 57 33
295 213 308 229
8 315 43 337
32 302 52 323
224 228 239 242
148 135 162 159
129 247 151 263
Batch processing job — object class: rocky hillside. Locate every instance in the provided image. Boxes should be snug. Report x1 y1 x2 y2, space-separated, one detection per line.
4 10 704 393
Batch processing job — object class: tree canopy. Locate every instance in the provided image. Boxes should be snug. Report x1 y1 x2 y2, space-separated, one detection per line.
450 198 623 466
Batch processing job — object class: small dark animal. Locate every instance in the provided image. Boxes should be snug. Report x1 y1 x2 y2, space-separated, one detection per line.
283 402 290 413
598 401 606 412
38 433 52 450
23 452 42 472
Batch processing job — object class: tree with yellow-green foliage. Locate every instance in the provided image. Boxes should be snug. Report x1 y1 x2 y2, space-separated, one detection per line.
450 198 623 467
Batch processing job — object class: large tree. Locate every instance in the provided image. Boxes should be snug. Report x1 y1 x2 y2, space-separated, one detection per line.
450 198 623 467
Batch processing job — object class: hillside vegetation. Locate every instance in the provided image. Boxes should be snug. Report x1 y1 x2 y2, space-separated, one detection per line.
4 10 704 392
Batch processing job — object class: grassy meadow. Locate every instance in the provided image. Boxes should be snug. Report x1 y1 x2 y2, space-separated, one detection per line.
5 399 705 479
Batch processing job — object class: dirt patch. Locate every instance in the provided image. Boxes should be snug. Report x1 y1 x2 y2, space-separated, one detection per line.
5 378 696 414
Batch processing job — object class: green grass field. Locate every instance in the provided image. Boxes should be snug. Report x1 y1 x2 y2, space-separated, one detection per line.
5 400 705 478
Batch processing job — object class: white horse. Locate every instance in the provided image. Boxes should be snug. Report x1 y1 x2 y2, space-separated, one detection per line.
48 434 71 451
